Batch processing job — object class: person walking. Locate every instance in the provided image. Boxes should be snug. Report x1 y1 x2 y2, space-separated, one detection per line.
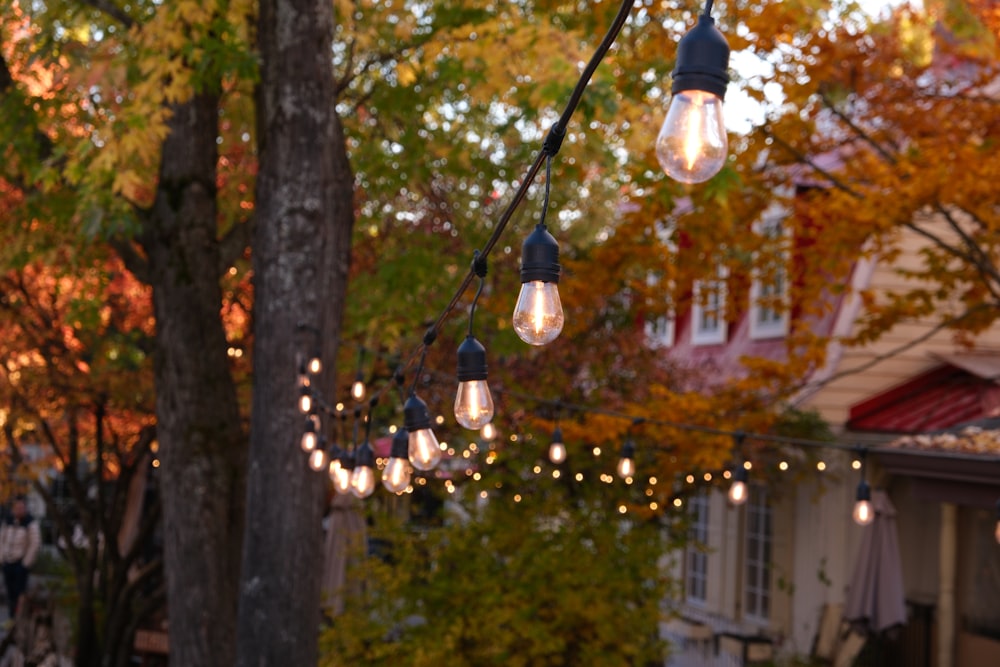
0 495 41 619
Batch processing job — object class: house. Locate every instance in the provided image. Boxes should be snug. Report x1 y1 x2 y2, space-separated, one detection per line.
653 198 1000 666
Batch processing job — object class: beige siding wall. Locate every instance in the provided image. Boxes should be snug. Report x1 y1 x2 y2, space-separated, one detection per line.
800 217 1000 427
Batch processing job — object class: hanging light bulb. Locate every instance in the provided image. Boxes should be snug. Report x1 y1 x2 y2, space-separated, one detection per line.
298 387 312 414
333 450 354 495
656 12 730 184
308 447 327 472
616 439 636 479
300 418 318 452
728 466 748 506
853 480 874 526
351 371 366 402
548 426 566 464
350 441 377 499
307 353 322 375
404 393 442 471
328 449 344 483
383 428 412 494
513 225 563 346
480 422 497 442
454 336 495 430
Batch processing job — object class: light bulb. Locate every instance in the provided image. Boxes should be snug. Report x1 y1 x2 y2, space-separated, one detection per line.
332 456 352 495
383 429 412 493
404 394 442 471
298 389 312 414
480 422 497 442
853 499 874 526
656 90 727 184
728 480 748 505
853 480 874 526
514 224 563 346
350 465 375 498
454 336 494 429
549 426 566 464
454 380 495 430
308 448 327 472
307 356 322 374
616 439 636 479
351 373 366 401
300 431 318 452
409 428 441 471
513 281 564 346
328 456 343 482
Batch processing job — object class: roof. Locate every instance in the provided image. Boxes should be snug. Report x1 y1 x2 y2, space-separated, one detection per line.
847 360 1000 434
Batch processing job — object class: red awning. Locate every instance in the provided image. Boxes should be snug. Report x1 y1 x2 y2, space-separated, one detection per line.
848 363 1000 434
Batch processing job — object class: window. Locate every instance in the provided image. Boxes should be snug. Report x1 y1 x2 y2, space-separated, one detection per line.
749 210 789 340
644 272 675 348
744 486 772 622
686 491 710 603
692 265 728 345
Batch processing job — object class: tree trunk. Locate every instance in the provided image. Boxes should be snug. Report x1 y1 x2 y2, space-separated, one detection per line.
235 0 353 661
143 91 246 667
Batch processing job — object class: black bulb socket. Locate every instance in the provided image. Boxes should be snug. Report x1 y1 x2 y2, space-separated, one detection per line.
520 225 561 284
390 429 409 459
456 336 489 382
551 425 563 446
671 14 731 100
341 450 356 472
403 394 432 432
355 441 375 469
856 479 871 502
733 465 748 483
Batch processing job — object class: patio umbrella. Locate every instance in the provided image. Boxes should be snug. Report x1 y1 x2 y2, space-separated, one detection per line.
844 489 908 633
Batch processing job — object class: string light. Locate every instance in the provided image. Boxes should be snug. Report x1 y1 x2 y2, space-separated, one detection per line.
616 439 636 479
480 422 497 442
853 448 874 526
332 450 353 495
404 393 442 471
298 387 312 414
655 0 731 183
382 428 412 494
300 416 319 452
455 253 495 429
351 440 377 499
513 156 564 346
728 432 748 506
548 425 566 464
308 448 327 472
351 348 366 402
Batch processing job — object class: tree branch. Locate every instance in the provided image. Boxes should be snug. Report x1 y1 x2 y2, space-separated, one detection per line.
78 0 135 29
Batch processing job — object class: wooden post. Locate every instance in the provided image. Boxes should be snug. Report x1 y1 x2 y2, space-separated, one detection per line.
938 502 957 667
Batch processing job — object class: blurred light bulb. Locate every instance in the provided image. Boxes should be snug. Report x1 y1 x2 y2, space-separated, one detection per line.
328 456 343 482
853 481 874 526
308 448 327 472
351 465 375 498
480 422 497 442
333 458 352 495
548 425 566 464
656 90 727 184
616 440 636 480
298 389 312 414
853 499 874 526
300 431 318 452
404 394 442 471
728 480 748 505
351 373 366 402
513 281 564 345
383 430 412 493
454 379 495 430
307 356 322 374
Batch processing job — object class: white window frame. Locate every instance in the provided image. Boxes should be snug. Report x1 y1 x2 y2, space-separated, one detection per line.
749 207 790 340
692 265 728 346
685 491 710 604
743 485 772 623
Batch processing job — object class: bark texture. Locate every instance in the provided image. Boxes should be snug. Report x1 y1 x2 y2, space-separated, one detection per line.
143 92 246 667
235 0 353 661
